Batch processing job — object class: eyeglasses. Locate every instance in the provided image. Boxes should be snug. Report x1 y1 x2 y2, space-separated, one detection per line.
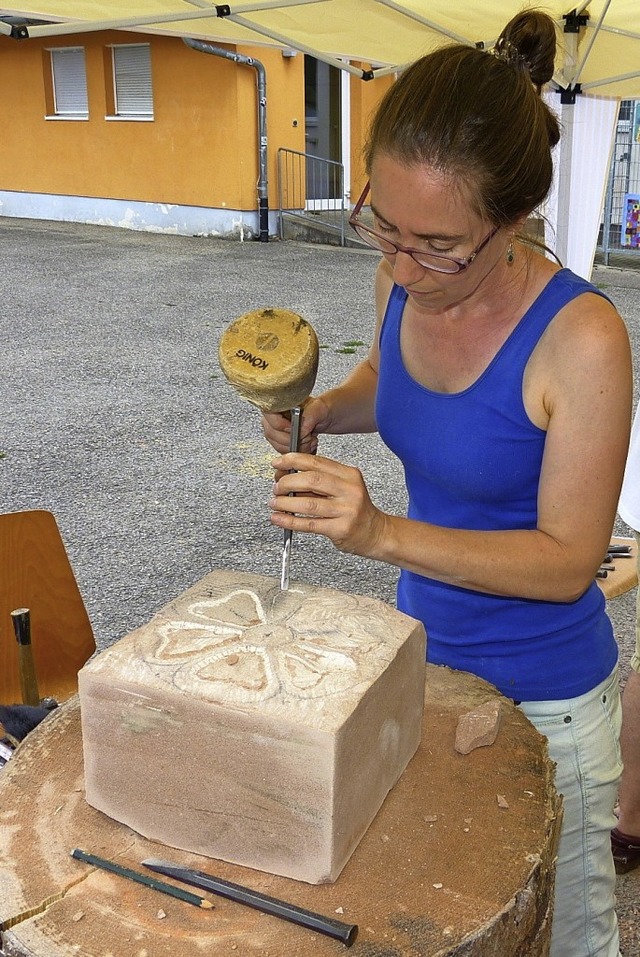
348 181 500 274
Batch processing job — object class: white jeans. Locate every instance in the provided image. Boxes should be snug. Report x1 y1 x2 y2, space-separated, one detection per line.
519 667 623 957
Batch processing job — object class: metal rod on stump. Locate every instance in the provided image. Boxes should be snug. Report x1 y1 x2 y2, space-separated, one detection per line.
11 608 40 706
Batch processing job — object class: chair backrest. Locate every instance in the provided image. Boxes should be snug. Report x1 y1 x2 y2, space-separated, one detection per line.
0 510 95 704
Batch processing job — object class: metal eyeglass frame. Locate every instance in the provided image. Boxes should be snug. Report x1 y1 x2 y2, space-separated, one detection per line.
348 181 500 274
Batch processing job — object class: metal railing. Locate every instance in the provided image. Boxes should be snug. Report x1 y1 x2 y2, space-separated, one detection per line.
598 100 640 267
277 148 347 245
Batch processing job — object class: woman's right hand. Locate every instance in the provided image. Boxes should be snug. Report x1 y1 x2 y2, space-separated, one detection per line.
261 396 331 455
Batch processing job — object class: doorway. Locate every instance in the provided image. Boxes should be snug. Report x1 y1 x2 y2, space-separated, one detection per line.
304 57 345 209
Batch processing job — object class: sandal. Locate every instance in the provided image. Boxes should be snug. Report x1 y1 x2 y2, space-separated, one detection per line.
611 827 640 874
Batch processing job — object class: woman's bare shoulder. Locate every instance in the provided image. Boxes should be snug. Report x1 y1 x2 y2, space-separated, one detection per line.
534 272 632 416
550 275 629 354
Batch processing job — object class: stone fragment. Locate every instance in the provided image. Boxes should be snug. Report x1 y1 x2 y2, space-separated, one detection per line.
454 698 502 754
78 569 426 885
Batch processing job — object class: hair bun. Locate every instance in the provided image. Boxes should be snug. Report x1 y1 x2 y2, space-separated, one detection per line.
495 11 556 92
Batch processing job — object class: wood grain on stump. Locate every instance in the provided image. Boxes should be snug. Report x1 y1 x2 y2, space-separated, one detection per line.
0 665 561 957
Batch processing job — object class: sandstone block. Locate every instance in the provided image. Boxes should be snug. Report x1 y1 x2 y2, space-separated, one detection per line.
78 570 426 884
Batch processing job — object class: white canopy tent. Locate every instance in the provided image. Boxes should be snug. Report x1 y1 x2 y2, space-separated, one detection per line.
1 0 639 276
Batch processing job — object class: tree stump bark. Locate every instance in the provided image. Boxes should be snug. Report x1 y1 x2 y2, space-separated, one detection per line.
0 664 561 957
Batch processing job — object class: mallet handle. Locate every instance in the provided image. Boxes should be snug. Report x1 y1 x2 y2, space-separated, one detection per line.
280 406 302 590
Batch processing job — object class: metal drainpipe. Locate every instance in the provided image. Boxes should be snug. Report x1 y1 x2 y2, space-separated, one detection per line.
183 37 269 242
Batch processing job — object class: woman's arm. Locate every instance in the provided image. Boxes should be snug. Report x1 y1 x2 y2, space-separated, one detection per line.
270 291 633 603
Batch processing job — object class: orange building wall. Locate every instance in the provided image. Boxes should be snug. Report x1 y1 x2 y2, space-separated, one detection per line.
0 30 306 213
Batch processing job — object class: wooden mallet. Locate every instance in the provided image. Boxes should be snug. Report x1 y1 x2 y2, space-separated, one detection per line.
219 308 320 589
218 307 319 414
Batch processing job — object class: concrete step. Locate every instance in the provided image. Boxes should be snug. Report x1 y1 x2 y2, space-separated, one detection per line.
279 211 369 249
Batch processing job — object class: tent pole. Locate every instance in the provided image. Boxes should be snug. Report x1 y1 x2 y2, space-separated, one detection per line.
554 99 575 268
570 0 612 89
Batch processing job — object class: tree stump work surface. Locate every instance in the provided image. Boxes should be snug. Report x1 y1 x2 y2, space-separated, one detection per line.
0 665 561 957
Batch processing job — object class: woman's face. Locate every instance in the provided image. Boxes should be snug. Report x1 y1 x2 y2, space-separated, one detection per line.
368 154 509 312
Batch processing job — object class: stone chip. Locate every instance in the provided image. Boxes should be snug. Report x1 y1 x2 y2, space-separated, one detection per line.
454 698 502 755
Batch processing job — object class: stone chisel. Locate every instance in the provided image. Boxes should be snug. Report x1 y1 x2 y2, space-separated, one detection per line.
280 404 302 591
141 858 358 947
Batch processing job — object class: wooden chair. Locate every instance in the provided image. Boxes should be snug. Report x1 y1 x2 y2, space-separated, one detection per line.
0 510 95 705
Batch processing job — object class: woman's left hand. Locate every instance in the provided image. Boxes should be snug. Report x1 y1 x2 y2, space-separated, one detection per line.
269 452 388 558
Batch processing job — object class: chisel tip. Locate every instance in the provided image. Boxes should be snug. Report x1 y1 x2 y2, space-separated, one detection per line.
281 535 291 590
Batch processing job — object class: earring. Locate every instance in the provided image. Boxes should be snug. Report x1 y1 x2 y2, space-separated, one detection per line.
506 239 515 264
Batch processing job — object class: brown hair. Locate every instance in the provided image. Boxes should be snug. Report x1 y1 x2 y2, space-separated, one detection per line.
364 10 560 226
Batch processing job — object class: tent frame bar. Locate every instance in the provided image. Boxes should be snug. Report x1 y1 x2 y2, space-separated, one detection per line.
1 0 324 40
1 0 374 78
582 69 640 91
568 0 611 88
228 13 371 76
372 0 473 46
1 0 639 96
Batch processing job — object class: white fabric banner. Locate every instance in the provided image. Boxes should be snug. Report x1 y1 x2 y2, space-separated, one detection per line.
542 93 619 280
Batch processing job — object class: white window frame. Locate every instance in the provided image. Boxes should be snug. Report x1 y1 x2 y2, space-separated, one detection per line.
47 47 88 120
108 44 153 121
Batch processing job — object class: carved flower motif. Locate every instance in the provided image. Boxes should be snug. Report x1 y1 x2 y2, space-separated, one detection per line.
141 586 392 706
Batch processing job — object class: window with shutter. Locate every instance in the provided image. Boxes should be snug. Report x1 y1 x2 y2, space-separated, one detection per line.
49 48 88 119
111 44 153 119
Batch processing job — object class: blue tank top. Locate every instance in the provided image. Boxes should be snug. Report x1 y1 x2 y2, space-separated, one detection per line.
376 269 618 701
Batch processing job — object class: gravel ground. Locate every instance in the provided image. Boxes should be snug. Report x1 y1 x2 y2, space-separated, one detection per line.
1 219 639 952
